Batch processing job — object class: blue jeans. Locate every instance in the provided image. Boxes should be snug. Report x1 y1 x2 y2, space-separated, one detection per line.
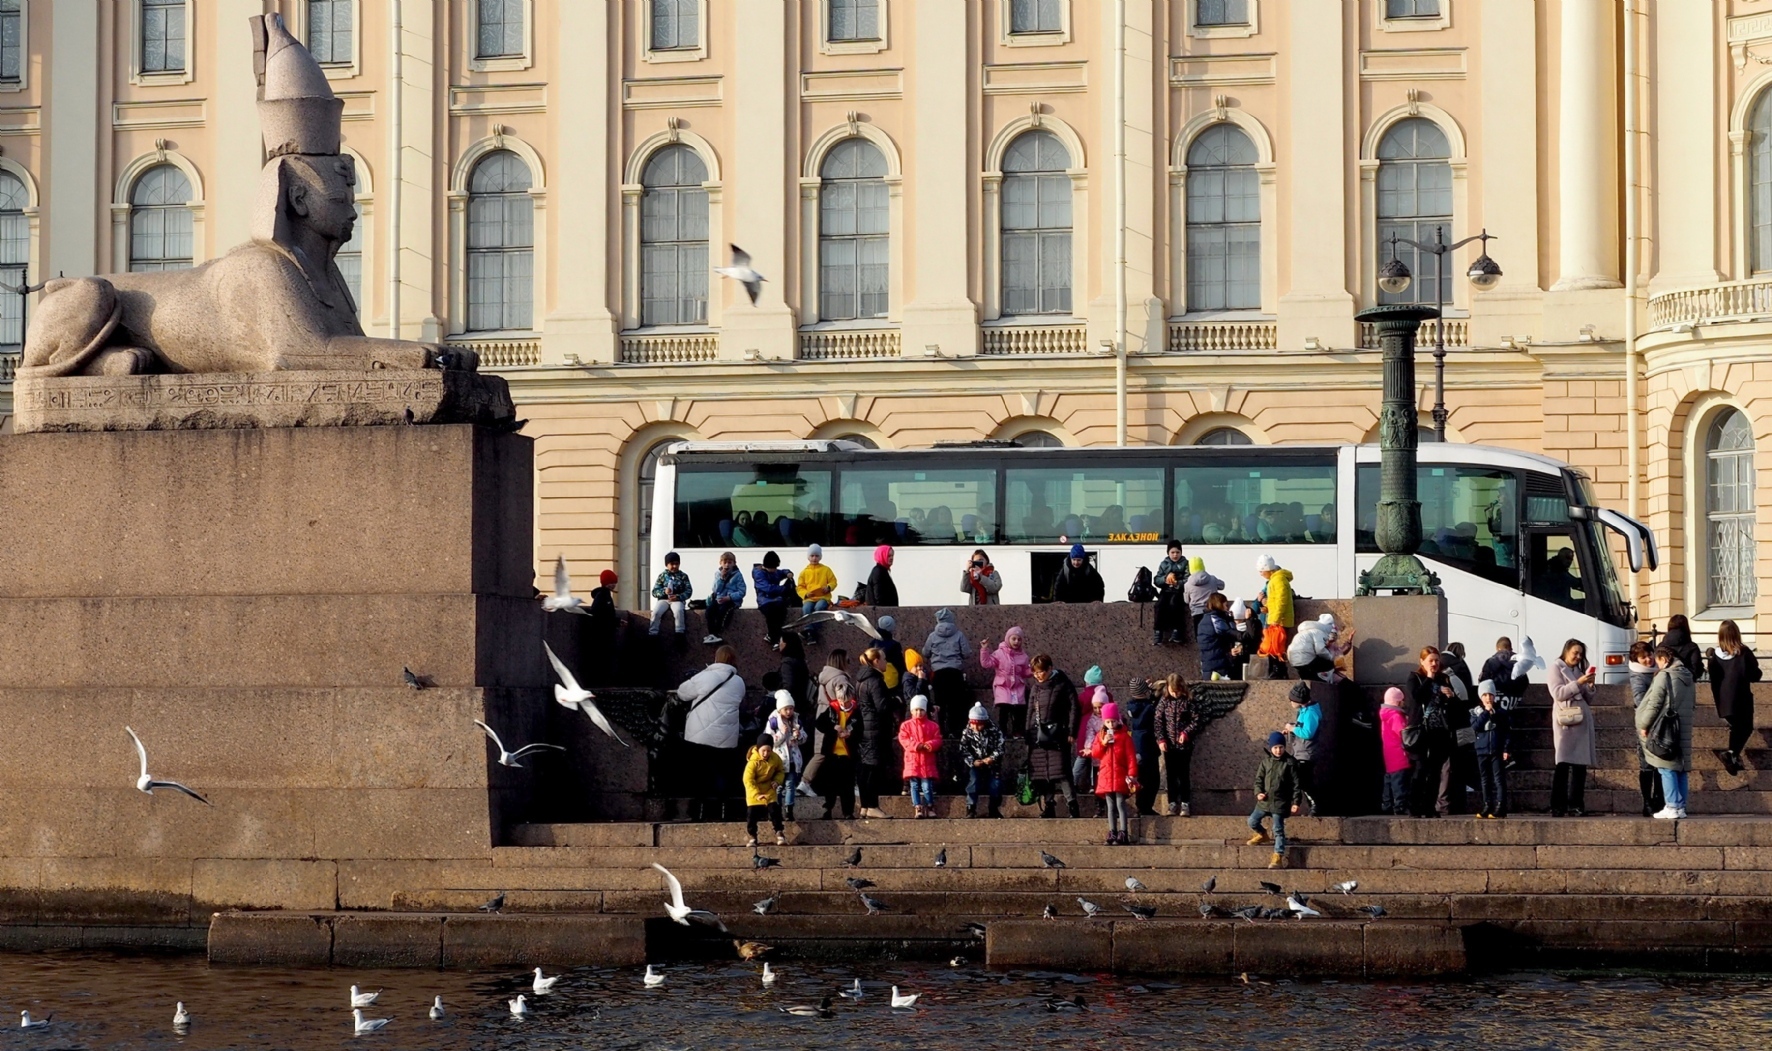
1248 807 1287 854
966 764 1001 806
780 776 798 810
907 777 935 807
802 598 831 618
1071 755 1095 794
1658 768 1689 811
1381 770 1411 815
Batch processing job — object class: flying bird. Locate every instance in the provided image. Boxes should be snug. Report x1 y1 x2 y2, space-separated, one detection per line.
173 1003 190 1027
934 848 947 868
19 1012 50 1029
402 666 427 690
1122 903 1158 921
1512 637 1545 680
1201 876 1217 895
542 555 591 614
532 968 561 993
1258 880 1283 895
890 986 921 1009
643 965 665 988
761 963 777 986
734 940 773 960
753 893 779 916
787 609 881 640
779 995 833 1018
479 892 505 913
124 727 213 805
753 853 782 870
845 876 876 891
1040 851 1066 869
1125 876 1147 893
1286 895 1321 918
474 720 565 768
350 986 381 1007
860 893 890 915
544 642 628 745
713 244 767 305
839 979 865 1001
508 995 528 1017
1334 880 1359 895
352 1009 390 1033
428 997 444 1020
1077 897 1104 918
651 863 728 930
1042 904 1058 920
843 847 863 868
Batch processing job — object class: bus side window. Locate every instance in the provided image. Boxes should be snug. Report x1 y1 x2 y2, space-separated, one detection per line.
1527 531 1588 613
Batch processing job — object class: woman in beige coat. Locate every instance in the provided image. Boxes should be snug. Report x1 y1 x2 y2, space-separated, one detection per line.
1547 639 1597 816
1636 645 1695 820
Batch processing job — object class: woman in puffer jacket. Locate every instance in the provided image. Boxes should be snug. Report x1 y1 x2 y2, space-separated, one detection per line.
676 645 745 822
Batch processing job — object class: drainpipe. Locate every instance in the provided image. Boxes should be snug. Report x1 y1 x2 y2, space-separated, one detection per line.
388 0 403 339
1114 0 1128 447
1622 0 1641 612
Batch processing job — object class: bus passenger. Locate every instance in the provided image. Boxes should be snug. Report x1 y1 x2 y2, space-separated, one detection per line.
1051 544 1106 603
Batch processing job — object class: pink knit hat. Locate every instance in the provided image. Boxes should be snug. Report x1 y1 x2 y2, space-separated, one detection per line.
1101 702 1120 721
1383 686 1405 706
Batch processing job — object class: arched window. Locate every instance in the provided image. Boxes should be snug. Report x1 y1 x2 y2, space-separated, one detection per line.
833 432 879 449
1751 90 1772 272
640 145 710 326
466 150 533 332
819 139 889 321
1376 118 1451 306
1012 430 1063 448
336 203 363 319
1001 130 1072 316
637 439 674 578
1705 409 1757 609
129 165 194 272
1186 124 1260 311
0 171 25 352
1195 427 1253 446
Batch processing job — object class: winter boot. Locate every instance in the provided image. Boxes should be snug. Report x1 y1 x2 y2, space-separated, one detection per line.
1246 830 1271 846
1066 798 1081 819
1041 798 1056 819
965 801 977 818
988 797 1003 818
1268 851 1287 869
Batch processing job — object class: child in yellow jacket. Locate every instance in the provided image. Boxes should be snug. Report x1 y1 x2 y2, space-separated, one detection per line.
743 733 788 847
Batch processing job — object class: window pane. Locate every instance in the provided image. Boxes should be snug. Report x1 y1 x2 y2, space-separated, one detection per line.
640 145 711 327
1007 466 1164 544
1176 463 1339 547
0 0 19 82
1387 0 1440 17
818 140 890 320
674 466 834 549
831 0 880 41
1197 0 1248 26
1354 464 1519 583
465 151 534 332
1707 409 1757 607
1375 124 1452 306
1195 428 1252 446
478 0 524 57
1010 0 1062 33
837 467 997 545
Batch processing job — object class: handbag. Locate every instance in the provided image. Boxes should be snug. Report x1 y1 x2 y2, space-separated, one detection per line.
1454 726 1477 748
1553 702 1586 728
1401 724 1423 752
1645 707 1681 762
1016 771 1035 806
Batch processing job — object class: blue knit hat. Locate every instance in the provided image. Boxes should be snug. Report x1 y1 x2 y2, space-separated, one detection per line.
1069 543 1086 559
1267 731 1286 748
1084 665 1104 686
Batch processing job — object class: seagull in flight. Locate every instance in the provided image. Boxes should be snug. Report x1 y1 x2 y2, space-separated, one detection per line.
474 720 565 768
545 643 628 745
350 986 381 1007
651 862 728 930
352 1008 390 1033
125 727 212 805
542 555 590 614
532 968 561 994
713 244 766 305
787 609 881 640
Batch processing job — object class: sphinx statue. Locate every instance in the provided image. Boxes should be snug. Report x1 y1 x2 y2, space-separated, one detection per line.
19 14 472 379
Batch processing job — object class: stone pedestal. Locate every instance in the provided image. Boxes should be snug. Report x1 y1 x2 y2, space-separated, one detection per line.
0 425 551 922
1352 594 1448 685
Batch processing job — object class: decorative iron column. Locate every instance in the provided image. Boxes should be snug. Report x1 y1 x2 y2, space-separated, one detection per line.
1356 304 1442 596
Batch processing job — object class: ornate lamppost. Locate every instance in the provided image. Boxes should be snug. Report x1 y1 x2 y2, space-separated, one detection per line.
1356 304 1443 596
1378 228 1502 442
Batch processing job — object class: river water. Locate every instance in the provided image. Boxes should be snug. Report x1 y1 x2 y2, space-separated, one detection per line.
2 951 1770 1050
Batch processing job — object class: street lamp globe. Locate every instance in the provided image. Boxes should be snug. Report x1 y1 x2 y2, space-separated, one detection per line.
1466 253 1502 291
1378 256 1413 296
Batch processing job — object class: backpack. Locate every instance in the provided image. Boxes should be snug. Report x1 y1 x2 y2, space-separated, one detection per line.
1128 566 1157 603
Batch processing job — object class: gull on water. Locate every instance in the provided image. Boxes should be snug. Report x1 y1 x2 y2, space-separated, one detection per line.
20 1011 50 1029
778 996 832 1018
644 965 666 988
173 1002 190 1027
508 995 529 1017
350 986 380 1007
532 968 561 993
890 987 920 1009
125 727 212 805
428 997 444 1020
473 720 566 768
761 963 777 986
651 863 728 930
712 244 766 305
544 642 628 745
351 1009 389 1033
839 978 864 1000
542 555 590 614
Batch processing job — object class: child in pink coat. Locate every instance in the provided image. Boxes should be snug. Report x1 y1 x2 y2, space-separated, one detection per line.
1379 686 1413 816
898 694 944 818
1086 702 1139 844
979 626 1034 735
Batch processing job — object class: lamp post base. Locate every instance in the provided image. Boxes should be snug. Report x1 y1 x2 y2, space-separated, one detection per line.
1356 554 1443 597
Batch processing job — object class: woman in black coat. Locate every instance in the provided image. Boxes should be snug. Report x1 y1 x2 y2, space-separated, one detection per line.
1404 647 1464 817
1663 614 1705 680
1708 619 1762 776
1024 655 1081 818
867 546 900 607
852 651 899 817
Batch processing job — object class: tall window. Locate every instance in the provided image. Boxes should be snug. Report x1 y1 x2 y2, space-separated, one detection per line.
0 171 23 351
141 0 187 74
336 203 363 318
1376 118 1452 306
1186 124 1260 311
476 0 524 59
1196 0 1248 26
819 139 889 321
650 0 699 50
1386 0 1440 17
129 165 194 272
640 145 709 326
465 150 534 332
1001 130 1072 316
830 0 881 41
0 0 21 83
307 0 353 66
1010 0 1062 33
1706 409 1757 609
1195 427 1252 446
1751 90 1772 272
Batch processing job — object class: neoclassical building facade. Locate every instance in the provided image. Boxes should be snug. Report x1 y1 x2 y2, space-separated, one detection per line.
0 0 1766 636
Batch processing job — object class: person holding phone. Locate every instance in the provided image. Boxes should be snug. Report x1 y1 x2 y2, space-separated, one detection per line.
961 549 1003 605
1547 639 1598 816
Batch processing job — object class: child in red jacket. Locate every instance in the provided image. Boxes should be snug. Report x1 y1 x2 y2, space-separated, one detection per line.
1086 703 1139 844
898 695 944 818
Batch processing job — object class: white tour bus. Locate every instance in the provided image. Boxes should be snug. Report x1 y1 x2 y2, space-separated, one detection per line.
649 440 1657 683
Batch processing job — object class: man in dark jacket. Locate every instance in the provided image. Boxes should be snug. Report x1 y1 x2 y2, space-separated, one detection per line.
1477 636 1531 710
1248 732 1301 869
1124 679 1161 814
1024 654 1080 817
852 654 898 819
1050 544 1106 603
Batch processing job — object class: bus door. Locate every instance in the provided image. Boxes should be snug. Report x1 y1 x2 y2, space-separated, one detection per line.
1520 526 1599 660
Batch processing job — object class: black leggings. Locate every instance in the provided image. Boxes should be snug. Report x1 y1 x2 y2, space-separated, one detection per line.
1550 762 1587 814
746 802 783 837
996 704 1027 735
706 600 737 637
1163 745 1194 805
820 755 855 817
760 602 788 644
1728 714 1755 756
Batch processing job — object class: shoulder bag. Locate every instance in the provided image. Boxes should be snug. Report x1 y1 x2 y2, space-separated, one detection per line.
1553 701 1586 728
1644 705 1681 762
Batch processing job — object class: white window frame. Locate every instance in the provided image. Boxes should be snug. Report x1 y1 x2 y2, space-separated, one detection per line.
1170 110 1277 317
0 0 29 93
982 115 1087 323
799 123 904 329
621 128 723 333
1187 0 1258 41
1692 402 1759 617
998 0 1071 48
644 0 709 65
111 149 206 273
469 0 535 73
1377 0 1450 34
295 0 362 81
448 133 548 337
821 0 889 56
131 0 195 86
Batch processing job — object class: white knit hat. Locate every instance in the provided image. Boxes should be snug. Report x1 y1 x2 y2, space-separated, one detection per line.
1231 598 1248 621
774 689 796 710
1256 554 1278 572
909 694 929 711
